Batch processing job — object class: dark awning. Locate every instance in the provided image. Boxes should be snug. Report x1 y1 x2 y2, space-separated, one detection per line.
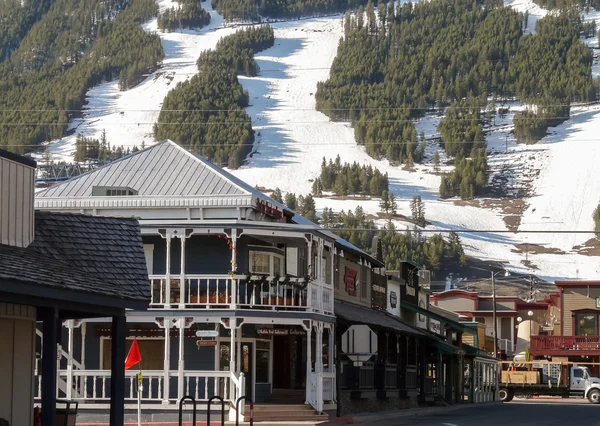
401 302 474 334
335 300 427 336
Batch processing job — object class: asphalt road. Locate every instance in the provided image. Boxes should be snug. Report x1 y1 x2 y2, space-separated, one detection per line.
377 400 600 426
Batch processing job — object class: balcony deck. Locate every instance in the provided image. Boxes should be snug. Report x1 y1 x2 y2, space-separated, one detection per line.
149 274 334 315
530 335 600 356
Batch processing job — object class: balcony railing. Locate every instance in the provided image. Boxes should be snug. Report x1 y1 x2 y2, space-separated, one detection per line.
531 335 600 351
149 274 334 314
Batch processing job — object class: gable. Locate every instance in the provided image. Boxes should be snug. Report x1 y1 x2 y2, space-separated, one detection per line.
36 141 248 198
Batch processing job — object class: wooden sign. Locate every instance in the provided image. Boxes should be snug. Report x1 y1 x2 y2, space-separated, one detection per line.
196 339 217 347
257 328 306 336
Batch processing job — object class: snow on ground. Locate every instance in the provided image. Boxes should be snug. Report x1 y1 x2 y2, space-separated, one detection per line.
33 0 238 162
505 0 548 34
35 0 600 282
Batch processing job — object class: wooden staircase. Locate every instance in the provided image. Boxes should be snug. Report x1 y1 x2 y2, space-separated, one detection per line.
244 389 328 423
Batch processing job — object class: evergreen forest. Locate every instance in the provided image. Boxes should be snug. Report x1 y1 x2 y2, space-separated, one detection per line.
315 0 595 199
311 155 389 196
211 0 372 21
157 0 211 32
0 0 164 154
154 26 275 168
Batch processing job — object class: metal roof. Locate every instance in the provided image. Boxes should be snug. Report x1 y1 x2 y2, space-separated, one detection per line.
36 141 248 198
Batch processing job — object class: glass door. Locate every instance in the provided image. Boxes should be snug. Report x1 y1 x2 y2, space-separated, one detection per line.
241 342 253 399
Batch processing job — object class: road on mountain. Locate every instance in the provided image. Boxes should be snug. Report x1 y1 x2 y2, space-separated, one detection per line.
378 400 600 426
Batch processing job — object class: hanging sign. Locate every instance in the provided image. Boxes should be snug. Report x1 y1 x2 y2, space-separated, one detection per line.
195 330 219 338
196 339 217 347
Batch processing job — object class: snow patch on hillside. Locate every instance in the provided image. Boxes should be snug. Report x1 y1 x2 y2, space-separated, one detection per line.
33 0 237 162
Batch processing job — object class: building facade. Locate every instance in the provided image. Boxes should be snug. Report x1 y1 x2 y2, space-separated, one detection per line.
36 141 390 420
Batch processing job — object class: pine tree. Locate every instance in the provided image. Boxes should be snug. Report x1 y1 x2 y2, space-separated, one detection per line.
433 151 440 172
379 190 391 215
285 193 297 210
389 193 398 216
272 188 283 203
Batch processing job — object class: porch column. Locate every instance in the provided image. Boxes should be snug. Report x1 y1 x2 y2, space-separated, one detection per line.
328 326 334 373
165 234 172 308
315 323 323 373
42 307 59 426
81 322 87 397
179 236 186 308
178 317 185 400
163 320 171 404
66 320 75 400
230 230 238 307
229 318 236 373
109 315 127 426
305 322 312 404
236 326 242 373
510 317 515 352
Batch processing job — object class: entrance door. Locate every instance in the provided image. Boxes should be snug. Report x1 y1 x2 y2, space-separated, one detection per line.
273 336 291 389
241 342 253 398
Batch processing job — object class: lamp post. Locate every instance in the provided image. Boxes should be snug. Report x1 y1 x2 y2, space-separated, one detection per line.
491 269 510 357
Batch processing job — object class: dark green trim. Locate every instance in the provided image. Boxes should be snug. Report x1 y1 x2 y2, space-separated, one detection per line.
401 302 473 334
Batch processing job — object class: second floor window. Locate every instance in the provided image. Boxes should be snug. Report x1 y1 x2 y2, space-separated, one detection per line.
576 313 598 336
250 250 284 276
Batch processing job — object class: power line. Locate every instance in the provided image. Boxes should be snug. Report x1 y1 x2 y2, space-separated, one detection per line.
0 103 596 112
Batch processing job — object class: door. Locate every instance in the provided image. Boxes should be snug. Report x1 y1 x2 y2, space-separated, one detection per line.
571 367 586 391
273 336 291 389
241 342 253 399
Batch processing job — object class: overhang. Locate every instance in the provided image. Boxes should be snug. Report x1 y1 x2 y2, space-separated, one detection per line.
401 302 475 334
335 300 426 336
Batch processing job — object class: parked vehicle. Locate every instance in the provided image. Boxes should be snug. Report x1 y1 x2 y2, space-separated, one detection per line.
499 362 600 403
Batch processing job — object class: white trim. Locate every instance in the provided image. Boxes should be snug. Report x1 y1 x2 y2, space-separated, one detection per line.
35 195 256 210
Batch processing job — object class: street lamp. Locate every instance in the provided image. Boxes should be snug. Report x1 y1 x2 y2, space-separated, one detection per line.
491 270 511 357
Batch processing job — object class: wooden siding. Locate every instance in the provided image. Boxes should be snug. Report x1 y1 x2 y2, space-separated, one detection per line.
435 297 476 312
0 304 36 426
0 157 34 248
334 256 371 307
562 287 600 336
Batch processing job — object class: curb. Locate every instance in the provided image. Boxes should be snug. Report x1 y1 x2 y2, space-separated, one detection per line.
318 401 502 425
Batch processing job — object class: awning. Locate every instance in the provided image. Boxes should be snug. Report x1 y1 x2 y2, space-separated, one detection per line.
335 300 426 336
401 302 474 334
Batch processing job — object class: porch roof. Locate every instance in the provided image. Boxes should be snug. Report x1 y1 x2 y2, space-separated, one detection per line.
335 300 426 336
0 211 150 312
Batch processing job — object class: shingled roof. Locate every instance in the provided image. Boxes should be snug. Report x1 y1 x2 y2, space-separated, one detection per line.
0 211 150 307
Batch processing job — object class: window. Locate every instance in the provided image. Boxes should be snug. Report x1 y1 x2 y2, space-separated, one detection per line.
576 313 598 336
249 250 284 276
573 369 584 378
256 340 270 383
92 186 138 196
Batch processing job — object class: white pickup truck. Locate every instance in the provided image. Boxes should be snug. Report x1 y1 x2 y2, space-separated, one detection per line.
499 363 600 403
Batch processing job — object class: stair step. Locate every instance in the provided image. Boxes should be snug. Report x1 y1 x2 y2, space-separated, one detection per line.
254 405 314 412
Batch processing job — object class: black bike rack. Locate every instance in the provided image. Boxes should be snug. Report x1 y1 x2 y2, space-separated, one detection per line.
235 396 254 426
178 395 197 426
207 395 226 426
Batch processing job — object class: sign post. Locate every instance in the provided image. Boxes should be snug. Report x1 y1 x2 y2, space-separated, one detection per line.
137 372 143 426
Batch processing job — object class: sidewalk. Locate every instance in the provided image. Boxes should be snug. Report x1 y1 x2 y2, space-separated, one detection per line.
77 402 502 426
318 401 502 425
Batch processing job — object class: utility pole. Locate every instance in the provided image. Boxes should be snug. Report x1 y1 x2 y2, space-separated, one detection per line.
492 271 498 358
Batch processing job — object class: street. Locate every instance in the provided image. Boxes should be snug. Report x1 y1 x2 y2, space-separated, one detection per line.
377 400 600 426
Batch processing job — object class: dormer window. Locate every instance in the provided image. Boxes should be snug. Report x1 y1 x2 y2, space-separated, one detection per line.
92 186 137 196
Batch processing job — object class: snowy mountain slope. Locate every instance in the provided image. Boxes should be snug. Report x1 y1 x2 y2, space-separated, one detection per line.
33 0 238 162
34 0 600 282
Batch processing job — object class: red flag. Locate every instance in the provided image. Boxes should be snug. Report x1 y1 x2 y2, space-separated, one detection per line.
125 338 142 370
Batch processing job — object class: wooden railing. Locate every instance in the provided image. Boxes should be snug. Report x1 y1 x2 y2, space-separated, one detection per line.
406 365 418 389
531 335 600 351
35 370 238 403
149 274 334 314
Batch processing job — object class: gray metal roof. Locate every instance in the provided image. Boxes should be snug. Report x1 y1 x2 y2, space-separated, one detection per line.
36 141 249 198
335 300 426 336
